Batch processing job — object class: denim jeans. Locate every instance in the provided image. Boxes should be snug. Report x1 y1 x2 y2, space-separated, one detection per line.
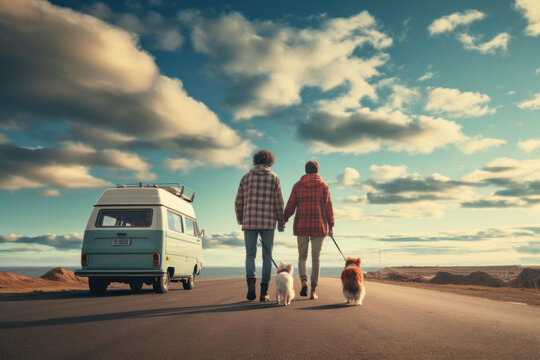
244 229 274 285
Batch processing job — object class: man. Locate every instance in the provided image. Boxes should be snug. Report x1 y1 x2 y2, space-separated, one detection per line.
284 160 334 300
235 150 285 301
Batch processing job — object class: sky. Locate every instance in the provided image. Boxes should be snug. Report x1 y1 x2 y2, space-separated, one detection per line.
1 0 540 268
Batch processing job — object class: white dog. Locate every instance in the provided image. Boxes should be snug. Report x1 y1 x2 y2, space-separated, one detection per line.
275 262 295 306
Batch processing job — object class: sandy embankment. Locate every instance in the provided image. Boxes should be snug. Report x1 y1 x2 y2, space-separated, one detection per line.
365 266 540 306
0 268 126 294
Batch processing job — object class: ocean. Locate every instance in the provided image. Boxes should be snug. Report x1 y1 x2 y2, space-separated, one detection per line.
1 266 379 279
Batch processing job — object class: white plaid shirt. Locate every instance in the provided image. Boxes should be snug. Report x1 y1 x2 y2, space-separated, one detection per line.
235 165 284 230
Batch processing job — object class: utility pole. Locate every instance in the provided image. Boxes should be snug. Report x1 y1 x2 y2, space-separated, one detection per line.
379 249 381 270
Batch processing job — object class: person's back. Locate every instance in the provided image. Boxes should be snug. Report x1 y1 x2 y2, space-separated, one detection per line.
235 150 284 301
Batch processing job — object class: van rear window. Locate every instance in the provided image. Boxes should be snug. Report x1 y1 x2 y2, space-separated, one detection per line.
96 209 152 227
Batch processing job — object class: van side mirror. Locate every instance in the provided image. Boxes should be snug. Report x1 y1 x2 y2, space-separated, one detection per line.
199 229 205 238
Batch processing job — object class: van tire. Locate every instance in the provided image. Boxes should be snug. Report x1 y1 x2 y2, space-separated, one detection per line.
129 280 143 292
182 272 195 290
153 272 169 294
89 277 108 295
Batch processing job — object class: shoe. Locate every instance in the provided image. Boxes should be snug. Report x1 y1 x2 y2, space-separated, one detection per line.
260 283 270 302
246 278 256 301
300 279 308 297
310 289 318 300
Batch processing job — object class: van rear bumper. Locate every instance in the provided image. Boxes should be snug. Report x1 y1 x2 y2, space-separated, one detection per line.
75 269 165 277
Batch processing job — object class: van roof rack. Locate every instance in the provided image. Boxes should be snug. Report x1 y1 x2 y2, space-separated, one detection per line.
115 182 196 202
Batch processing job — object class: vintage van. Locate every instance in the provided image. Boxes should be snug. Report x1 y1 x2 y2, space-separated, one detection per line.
75 184 203 295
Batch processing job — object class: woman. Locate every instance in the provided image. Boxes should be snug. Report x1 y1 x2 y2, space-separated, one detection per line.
284 160 334 299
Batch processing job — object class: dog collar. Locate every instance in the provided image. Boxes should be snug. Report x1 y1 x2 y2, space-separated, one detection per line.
346 263 358 268
277 268 290 274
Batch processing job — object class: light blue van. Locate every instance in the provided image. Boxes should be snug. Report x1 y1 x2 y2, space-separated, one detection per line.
75 184 203 295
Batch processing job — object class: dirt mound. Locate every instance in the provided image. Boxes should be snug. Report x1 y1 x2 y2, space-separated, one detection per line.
429 271 466 284
40 267 86 283
507 268 540 289
462 271 505 287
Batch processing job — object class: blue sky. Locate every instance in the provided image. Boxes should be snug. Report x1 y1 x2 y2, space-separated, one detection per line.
1 0 540 268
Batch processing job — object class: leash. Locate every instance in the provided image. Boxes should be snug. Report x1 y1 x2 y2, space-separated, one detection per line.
330 235 347 262
259 236 278 269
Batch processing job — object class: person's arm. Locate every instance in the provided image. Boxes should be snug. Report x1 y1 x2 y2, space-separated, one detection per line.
283 184 297 223
274 176 285 229
325 186 334 236
234 178 244 225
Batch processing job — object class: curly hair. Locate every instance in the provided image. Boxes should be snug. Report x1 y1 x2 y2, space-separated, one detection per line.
305 160 319 174
253 150 275 167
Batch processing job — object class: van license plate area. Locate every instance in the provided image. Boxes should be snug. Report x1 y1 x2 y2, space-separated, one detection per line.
112 238 131 246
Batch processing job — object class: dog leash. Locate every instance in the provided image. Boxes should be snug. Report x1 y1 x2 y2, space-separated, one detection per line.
259 236 278 269
330 235 347 262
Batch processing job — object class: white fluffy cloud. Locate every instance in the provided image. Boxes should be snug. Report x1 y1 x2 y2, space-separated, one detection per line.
462 157 540 183
518 139 540 152
428 10 485 36
515 0 540 37
517 93 540 110
457 32 510 54
0 0 254 182
426 87 496 118
181 10 392 119
418 72 434 81
458 136 506 154
369 165 408 182
336 167 361 186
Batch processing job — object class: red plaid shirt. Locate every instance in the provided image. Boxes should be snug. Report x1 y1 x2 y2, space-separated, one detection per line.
284 174 334 237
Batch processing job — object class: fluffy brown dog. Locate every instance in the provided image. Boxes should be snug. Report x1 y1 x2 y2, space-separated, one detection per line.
340 257 366 305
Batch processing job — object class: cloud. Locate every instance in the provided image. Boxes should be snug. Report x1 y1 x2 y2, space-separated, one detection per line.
297 110 465 154
0 233 83 250
202 231 296 248
458 136 506 154
460 197 528 208
517 93 540 109
369 164 408 182
457 32 510 54
418 72 434 81
181 10 392 119
518 139 540 152
374 202 446 219
0 246 45 253
86 2 184 52
336 167 360 186
0 142 155 190
35 189 61 197
462 157 540 184
0 0 254 179
428 10 485 36
515 0 540 37
426 87 496 118
514 241 540 254
334 206 366 222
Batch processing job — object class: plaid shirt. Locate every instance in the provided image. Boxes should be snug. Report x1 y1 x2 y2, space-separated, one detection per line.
284 174 334 237
235 165 284 230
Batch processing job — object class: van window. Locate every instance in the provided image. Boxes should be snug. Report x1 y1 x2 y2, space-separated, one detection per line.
185 218 197 237
96 209 152 227
167 211 184 233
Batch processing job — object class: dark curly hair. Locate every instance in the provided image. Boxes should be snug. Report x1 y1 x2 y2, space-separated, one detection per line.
253 150 275 167
305 160 319 174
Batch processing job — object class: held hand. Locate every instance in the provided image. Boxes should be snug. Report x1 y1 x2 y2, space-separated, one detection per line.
328 227 333 237
278 224 285 232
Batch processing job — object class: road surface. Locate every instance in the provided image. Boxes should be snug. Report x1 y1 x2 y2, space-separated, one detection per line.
1 277 539 359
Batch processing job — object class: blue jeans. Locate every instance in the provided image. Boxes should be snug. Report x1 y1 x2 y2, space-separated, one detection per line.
244 229 274 285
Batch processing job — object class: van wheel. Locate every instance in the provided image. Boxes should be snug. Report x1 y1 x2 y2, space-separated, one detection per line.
89 277 108 295
182 272 195 290
153 272 169 294
129 281 143 292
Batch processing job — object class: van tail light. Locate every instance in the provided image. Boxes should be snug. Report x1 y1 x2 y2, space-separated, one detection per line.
81 254 88 267
153 253 160 266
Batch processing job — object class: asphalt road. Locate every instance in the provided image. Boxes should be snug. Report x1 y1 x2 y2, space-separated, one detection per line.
1 277 539 360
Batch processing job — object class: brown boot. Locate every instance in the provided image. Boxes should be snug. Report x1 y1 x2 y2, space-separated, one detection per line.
246 278 256 301
260 283 270 302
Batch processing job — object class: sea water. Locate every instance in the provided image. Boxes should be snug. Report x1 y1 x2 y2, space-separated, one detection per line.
1 266 379 279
